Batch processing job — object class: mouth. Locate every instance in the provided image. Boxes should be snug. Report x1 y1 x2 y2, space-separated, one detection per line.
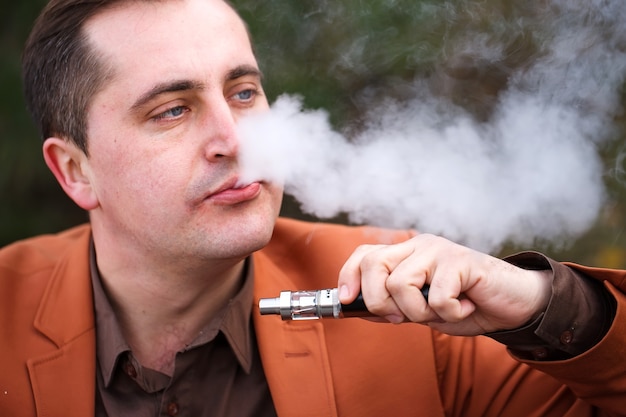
205 178 262 206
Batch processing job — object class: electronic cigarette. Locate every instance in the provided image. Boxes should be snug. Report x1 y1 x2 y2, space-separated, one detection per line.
258 285 430 321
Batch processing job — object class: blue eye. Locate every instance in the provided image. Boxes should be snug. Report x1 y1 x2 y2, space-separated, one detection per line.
152 106 188 121
235 89 255 101
153 105 187 121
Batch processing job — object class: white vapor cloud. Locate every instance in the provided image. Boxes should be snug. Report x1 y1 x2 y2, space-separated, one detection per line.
238 0 625 253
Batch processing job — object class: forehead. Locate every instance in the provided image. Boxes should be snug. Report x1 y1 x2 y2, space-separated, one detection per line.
84 0 256 92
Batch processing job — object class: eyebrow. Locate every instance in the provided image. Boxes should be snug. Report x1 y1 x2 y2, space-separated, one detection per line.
130 65 263 111
226 64 263 82
131 80 205 111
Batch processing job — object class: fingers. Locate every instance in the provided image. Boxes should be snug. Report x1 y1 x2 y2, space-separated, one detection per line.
419 257 477 323
338 233 553 335
338 234 481 326
338 239 434 324
383 249 435 323
337 242 408 323
359 243 414 323
337 244 382 304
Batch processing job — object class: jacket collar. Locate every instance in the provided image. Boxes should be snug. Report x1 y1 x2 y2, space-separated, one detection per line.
28 226 96 417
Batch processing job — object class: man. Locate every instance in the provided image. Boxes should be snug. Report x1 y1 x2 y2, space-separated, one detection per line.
1 0 625 416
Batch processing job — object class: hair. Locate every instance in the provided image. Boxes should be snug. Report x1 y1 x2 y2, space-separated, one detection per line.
22 0 123 155
22 0 240 156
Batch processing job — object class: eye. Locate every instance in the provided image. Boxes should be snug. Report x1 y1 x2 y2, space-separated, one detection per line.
232 89 257 102
152 105 188 121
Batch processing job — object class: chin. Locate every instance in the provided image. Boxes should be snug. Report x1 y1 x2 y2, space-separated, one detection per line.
198 213 277 257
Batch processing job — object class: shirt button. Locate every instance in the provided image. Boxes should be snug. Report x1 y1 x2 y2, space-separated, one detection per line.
560 330 574 345
532 347 548 360
167 402 179 416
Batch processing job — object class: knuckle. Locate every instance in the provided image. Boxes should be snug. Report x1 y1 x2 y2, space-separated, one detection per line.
360 250 383 269
384 275 402 292
427 298 459 322
365 298 388 315
354 243 378 255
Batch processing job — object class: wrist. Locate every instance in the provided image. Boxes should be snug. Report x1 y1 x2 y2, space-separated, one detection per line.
526 269 552 322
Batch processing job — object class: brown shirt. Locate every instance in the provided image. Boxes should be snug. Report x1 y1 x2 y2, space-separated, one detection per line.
490 252 616 360
90 250 277 417
90 245 614 416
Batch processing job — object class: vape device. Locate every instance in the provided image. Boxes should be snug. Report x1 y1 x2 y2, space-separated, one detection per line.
259 285 429 320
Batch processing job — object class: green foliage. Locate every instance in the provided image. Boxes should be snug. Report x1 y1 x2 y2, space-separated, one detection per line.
0 0 87 245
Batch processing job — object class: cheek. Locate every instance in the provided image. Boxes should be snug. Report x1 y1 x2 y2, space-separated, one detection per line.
115 159 177 202
86 106 190 211
89 141 173 207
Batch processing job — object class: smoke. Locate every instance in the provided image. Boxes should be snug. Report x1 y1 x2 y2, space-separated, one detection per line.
237 0 626 253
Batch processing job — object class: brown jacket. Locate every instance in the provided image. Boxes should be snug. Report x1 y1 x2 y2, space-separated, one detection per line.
1 218 625 416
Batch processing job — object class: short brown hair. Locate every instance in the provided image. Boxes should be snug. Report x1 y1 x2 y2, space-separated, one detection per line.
21 0 125 155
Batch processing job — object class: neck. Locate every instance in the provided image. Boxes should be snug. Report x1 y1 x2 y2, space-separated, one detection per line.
95 242 247 375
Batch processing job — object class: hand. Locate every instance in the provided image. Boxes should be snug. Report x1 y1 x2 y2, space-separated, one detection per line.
337 234 552 336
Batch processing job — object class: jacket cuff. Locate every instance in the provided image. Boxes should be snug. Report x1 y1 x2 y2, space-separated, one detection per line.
486 252 616 361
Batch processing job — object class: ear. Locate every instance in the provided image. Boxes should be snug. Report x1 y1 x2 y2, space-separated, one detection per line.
43 137 99 211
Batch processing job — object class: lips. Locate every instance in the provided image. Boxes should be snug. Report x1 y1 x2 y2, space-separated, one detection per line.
206 178 262 206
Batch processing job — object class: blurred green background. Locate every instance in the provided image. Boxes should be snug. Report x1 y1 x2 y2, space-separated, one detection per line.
1 0 625 268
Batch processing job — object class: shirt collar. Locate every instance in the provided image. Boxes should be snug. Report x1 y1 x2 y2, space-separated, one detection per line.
89 240 255 387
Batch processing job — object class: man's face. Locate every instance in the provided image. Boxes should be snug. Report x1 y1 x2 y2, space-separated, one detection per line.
82 0 283 263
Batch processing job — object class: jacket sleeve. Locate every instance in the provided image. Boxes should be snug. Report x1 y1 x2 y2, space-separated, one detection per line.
434 283 626 417
515 264 626 416
488 253 615 360
434 259 626 417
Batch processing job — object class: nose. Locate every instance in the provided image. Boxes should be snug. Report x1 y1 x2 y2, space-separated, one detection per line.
201 99 239 162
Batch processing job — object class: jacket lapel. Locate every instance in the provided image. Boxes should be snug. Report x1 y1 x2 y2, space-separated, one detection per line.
252 248 446 417
253 252 339 417
28 230 96 417
27 335 96 417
